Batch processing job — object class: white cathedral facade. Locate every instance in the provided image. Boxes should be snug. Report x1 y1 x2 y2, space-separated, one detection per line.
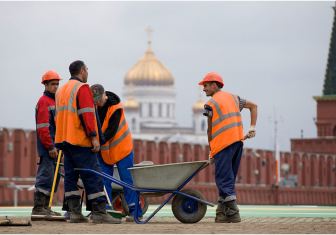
122 35 208 145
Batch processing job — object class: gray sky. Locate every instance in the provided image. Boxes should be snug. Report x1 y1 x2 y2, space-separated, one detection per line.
0 1 334 152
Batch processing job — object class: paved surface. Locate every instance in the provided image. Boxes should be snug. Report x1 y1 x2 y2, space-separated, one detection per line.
0 216 336 234
1 205 336 218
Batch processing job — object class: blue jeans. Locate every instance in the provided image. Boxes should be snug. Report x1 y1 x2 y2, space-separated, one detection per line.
97 151 143 216
35 154 61 195
214 141 243 202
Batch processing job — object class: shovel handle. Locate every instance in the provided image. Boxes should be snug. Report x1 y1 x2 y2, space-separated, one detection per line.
103 186 113 210
49 150 62 208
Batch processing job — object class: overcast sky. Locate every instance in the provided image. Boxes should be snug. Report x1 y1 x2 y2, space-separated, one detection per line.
0 1 334 152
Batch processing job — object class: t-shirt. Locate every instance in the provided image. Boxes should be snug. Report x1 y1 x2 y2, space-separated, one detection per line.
203 95 246 117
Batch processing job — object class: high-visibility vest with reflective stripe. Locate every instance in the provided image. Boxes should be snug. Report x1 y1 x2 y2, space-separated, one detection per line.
206 91 244 158
55 80 99 147
100 103 132 165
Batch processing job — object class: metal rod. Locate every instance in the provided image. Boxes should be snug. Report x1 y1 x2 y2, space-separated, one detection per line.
14 189 17 207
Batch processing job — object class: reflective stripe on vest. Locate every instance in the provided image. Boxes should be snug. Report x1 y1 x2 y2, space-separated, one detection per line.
208 98 241 127
55 80 99 147
100 103 132 165
206 91 244 158
100 126 131 150
55 82 82 116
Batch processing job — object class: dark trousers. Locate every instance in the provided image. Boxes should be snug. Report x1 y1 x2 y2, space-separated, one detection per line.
214 141 243 202
62 145 106 202
35 154 61 195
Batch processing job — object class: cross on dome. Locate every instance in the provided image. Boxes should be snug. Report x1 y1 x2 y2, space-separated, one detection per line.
146 26 153 44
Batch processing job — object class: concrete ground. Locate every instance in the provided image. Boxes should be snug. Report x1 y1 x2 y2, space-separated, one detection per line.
1 205 336 234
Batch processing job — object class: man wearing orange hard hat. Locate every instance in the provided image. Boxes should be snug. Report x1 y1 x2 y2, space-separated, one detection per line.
199 72 258 223
32 70 62 219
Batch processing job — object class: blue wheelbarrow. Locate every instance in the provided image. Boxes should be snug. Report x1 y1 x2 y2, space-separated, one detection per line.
74 160 214 224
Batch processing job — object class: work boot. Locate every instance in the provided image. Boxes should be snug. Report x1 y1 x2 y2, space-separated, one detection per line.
126 214 143 222
31 191 47 216
214 202 227 223
45 195 62 216
222 200 241 223
67 198 88 223
92 201 121 224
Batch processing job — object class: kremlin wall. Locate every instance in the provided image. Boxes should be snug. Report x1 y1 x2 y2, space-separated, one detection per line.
0 127 335 206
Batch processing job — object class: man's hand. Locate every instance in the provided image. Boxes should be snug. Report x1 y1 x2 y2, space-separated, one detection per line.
49 148 58 159
247 125 256 138
208 152 214 165
91 136 100 152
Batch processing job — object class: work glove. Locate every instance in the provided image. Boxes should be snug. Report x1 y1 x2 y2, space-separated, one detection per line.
247 125 256 138
208 152 214 165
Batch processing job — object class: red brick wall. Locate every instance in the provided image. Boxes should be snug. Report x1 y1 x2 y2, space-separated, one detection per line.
315 100 336 137
0 128 336 206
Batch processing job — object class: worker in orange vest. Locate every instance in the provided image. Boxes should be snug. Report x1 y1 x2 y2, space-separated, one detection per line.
55 60 121 224
90 84 143 222
32 70 62 219
199 72 258 223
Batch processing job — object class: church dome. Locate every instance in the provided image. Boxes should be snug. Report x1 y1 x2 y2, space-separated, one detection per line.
124 45 174 86
124 95 139 111
193 97 205 113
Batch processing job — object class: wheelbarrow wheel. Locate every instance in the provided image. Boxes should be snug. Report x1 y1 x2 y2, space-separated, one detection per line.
111 192 127 217
172 188 207 223
121 194 149 216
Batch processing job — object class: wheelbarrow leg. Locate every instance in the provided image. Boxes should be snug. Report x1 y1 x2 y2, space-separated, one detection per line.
133 191 177 224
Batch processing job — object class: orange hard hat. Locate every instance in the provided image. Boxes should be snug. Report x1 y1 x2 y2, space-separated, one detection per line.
41 70 62 84
199 72 224 87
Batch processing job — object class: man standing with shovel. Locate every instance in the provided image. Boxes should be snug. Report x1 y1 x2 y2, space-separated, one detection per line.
32 70 63 219
199 72 258 223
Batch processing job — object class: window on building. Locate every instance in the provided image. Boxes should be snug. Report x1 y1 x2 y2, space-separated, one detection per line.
202 120 206 131
132 118 136 131
159 103 162 117
167 104 170 117
149 103 152 117
140 103 142 117
172 104 175 118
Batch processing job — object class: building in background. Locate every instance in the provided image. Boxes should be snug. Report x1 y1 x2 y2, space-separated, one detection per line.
122 27 208 145
291 5 336 155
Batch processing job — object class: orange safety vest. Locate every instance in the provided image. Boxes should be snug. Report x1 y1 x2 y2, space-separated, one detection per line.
100 103 132 165
206 91 244 158
55 79 99 147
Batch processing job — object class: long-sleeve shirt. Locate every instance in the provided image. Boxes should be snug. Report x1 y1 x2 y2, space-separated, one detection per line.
70 77 97 137
35 90 56 156
97 91 121 142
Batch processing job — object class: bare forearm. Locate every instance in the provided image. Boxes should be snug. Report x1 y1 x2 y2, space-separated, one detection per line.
250 106 257 126
207 116 212 150
245 100 258 126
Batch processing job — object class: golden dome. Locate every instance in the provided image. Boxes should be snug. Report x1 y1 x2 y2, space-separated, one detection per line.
124 95 139 110
124 45 174 86
193 88 205 113
193 98 205 113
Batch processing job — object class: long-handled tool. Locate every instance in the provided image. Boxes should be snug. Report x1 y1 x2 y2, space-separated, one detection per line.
31 150 66 221
104 186 122 219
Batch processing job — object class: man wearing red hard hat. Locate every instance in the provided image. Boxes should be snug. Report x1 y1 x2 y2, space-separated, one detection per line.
199 72 258 223
32 70 62 219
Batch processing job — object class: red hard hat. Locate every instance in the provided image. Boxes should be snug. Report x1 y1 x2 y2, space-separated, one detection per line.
41 70 62 84
198 72 224 87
